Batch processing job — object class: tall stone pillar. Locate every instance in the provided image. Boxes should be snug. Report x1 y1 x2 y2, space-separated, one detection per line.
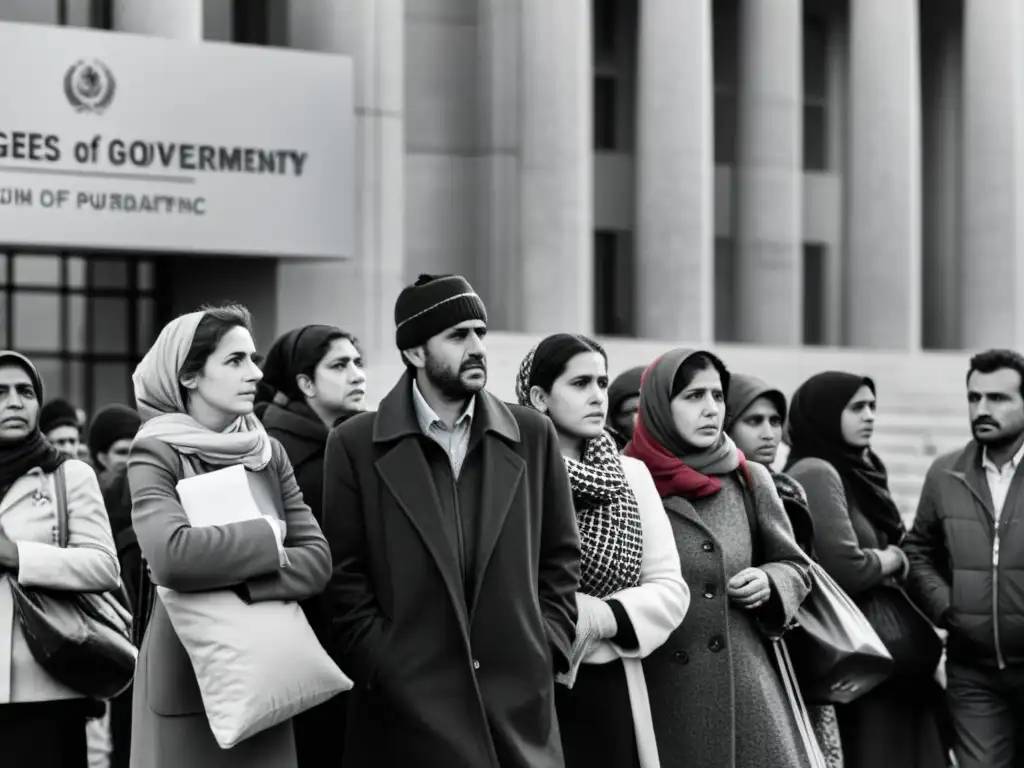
635 0 714 342
518 0 593 334
284 0 404 356
844 0 921 350
733 0 803 344
962 0 1024 349
112 0 202 38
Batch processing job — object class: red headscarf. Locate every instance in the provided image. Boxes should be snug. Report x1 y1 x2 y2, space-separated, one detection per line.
624 350 749 500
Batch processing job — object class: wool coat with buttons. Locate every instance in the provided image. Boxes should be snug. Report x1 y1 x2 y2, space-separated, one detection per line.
642 462 813 768
321 375 581 768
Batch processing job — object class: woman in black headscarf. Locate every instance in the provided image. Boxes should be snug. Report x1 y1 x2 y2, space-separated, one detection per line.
260 326 367 526
0 351 120 767
258 325 366 768
785 372 948 768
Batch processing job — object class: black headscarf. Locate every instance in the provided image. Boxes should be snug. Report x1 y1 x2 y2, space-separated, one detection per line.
784 371 904 543
0 351 67 501
261 325 348 402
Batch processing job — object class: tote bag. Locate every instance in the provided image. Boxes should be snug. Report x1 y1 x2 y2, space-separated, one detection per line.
159 462 352 749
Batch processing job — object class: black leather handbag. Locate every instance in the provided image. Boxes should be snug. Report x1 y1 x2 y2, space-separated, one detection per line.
857 583 943 679
10 464 137 701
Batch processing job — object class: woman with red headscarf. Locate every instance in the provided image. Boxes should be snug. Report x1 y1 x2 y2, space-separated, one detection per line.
626 348 814 768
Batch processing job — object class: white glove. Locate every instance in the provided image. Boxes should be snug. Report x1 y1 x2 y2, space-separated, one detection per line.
557 593 618 689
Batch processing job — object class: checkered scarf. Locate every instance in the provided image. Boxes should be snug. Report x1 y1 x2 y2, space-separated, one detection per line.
517 345 644 598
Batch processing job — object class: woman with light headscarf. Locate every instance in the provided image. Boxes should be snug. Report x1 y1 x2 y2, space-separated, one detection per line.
625 348 814 768
126 305 331 768
515 334 688 768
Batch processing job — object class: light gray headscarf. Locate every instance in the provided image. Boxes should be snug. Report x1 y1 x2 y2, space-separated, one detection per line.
132 311 271 470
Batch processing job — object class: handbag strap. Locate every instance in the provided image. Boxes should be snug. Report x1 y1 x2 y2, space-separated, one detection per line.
772 638 828 768
54 463 69 549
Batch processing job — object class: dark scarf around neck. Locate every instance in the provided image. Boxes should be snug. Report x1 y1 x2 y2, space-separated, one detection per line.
564 430 644 598
0 430 66 501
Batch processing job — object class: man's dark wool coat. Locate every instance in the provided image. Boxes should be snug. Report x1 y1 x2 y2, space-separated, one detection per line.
321 374 582 768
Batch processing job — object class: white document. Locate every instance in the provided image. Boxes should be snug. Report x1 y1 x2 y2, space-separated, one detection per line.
175 464 262 528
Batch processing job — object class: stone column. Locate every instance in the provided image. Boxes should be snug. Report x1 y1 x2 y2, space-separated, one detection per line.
635 0 714 342
283 0 404 356
844 0 922 350
733 0 803 344
518 0 592 334
112 0 202 38
476 0 522 330
961 0 1024 348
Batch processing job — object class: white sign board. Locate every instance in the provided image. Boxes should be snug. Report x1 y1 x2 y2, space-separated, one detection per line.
0 21 353 259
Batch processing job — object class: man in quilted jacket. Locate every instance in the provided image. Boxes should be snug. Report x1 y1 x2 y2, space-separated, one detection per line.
906 348 1024 768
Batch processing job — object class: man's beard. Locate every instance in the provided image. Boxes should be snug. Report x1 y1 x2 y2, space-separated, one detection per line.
973 418 1024 448
425 356 487 399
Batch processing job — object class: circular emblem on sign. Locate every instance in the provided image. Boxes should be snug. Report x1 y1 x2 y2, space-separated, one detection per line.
64 59 116 114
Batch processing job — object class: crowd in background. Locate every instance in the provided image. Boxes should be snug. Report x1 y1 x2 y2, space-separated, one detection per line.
0 272 1022 768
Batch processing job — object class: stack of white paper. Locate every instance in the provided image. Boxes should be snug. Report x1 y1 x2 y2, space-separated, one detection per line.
175 464 262 528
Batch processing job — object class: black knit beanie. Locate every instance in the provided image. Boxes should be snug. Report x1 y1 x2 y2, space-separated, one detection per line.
40 398 80 435
87 404 141 460
394 274 488 350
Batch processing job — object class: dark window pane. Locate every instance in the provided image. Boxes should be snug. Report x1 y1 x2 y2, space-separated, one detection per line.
0 254 7 286
0 293 7 347
804 16 829 101
713 0 739 88
91 259 129 289
138 297 157 355
594 76 618 151
803 244 827 345
33 357 66 403
13 292 61 352
233 0 269 44
715 90 737 165
69 360 88 411
138 261 155 292
714 238 736 342
593 231 635 336
92 362 130 409
593 0 617 63
13 255 60 287
92 297 129 354
804 103 827 171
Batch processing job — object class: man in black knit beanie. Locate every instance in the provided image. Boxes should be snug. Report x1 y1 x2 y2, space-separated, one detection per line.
321 274 581 768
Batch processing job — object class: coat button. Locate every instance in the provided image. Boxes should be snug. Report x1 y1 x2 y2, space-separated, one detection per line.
472 659 481 670
708 635 725 653
672 650 689 665
703 584 717 599
702 541 714 553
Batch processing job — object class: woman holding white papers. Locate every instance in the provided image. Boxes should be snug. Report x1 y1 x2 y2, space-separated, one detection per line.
127 305 333 768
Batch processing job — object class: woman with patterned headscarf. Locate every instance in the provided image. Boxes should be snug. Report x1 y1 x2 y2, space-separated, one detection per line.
625 348 814 768
126 305 331 768
516 334 688 768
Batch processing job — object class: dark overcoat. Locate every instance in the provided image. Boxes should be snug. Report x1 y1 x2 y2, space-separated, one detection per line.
321 375 581 768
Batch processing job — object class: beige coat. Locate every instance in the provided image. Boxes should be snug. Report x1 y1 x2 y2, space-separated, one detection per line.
0 460 120 703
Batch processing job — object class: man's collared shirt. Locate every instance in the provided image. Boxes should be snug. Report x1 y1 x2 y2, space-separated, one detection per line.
411 380 475 479
982 440 1024 522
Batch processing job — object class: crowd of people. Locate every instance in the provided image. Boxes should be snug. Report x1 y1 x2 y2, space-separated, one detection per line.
0 272 1022 768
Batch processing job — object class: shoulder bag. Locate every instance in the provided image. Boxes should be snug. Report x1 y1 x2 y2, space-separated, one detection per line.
739 471 894 706
10 464 138 700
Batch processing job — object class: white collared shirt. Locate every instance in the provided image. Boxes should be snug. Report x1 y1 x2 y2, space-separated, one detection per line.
411 381 475 479
982 441 1024 521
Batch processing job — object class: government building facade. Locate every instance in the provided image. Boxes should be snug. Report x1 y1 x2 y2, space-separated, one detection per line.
0 0 1012 413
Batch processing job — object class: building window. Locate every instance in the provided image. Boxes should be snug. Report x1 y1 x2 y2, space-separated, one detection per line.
233 0 269 44
89 0 113 29
713 0 739 165
594 76 618 151
594 230 635 336
803 243 827 345
714 238 736 341
803 15 829 171
593 0 618 65
1 252 160 414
